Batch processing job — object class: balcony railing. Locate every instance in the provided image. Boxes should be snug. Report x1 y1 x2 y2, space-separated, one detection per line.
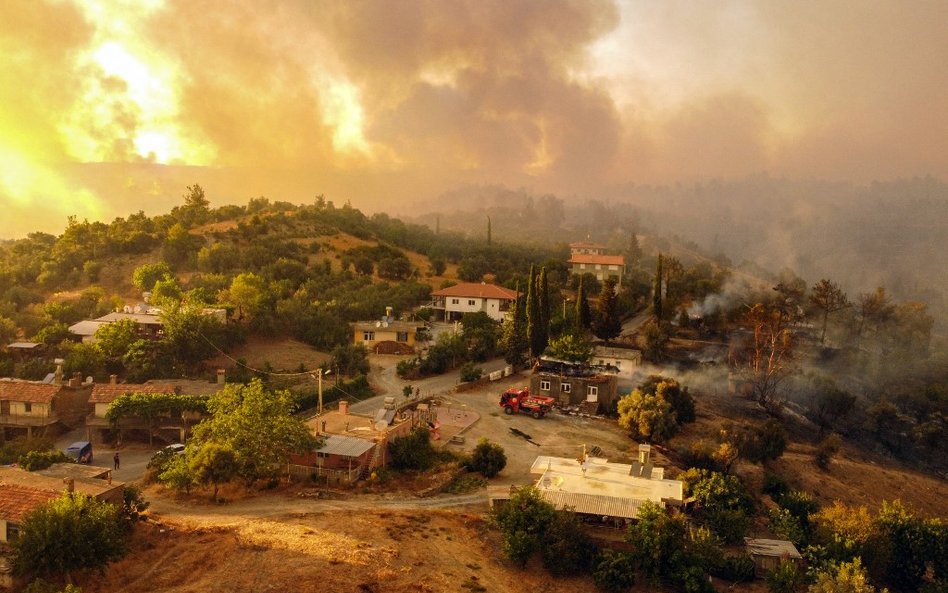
0 413 60 427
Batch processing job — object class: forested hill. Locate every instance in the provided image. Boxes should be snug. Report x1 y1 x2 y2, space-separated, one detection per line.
0 187 571 377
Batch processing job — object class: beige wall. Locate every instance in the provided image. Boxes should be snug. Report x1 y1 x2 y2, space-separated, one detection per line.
353 328 418 349
0 518 7 543
9 402 49 417
94 403 110 418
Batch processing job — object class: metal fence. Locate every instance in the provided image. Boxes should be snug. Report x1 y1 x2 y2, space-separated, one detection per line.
286 463 361 484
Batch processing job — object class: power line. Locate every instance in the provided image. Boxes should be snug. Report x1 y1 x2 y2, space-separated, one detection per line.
197 332 319 377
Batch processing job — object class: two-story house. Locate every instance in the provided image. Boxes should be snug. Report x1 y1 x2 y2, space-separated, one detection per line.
430 283 519 322
568 253 625 284
86 380 182 443
0 378 92 439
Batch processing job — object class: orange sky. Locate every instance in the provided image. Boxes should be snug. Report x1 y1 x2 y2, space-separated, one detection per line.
1 0 946 237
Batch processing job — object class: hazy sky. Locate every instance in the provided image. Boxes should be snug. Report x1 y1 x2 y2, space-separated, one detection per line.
1 0 946 237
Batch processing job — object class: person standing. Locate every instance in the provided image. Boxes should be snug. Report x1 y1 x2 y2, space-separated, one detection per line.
113 451 120 470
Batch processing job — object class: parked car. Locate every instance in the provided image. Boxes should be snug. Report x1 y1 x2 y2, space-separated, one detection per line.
162 443 186 456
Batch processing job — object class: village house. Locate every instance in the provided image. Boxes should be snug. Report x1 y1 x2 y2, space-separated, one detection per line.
67 305 227 343
0 376 92 439
569 241 608 256
529 357 620 414
592 345 642 378
745 538 804 578
429 282 518 322
351 307 426 354
568 253 625 284
85 378 182 443
490 445 684 526
291 399 437 485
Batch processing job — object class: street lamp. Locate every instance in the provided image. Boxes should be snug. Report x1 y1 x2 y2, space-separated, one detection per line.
316 368 333 416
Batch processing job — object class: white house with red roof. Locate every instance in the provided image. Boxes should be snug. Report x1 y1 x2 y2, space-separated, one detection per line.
430 282 519 322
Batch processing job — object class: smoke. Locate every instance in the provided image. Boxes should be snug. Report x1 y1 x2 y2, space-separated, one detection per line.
1 0 946 237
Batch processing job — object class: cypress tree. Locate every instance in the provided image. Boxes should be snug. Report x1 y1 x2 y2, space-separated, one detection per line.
653 253 663 321
537 267 550 354
593 277 622 344
576 275 591 329
487 216 492 246
526 266 543 359
501 281 529 367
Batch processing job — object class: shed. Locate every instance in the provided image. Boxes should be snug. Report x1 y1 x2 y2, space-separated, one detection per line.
745 538 803 578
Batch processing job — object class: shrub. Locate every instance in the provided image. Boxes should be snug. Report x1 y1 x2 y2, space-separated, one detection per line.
541 511 597 576
388 428 436 471
18 450 73 471
712 555 756 582
468 439 506 478
815 433 841 470
763 472 790 501
767 559 803 593
459 362 483 383
593 549 636 593
770 507 806 545
809 558 881 593
492 486 557 567
708 508 751 544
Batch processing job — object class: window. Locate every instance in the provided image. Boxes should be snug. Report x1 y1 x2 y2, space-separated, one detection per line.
609 265 618 270
6 523 19 542
451 298 460 305
363 331 375 341
561 383 571 394
468 299 476 306
23 403 31 413
540 380 551 391
579 263 586 269
587 385 598 397
396 332 408 342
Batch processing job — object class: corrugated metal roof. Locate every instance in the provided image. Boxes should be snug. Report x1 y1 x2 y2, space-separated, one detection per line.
316 434 375 458
68 320 107 336
539 490 645 519
6 342 42 349
96 312 163 325
745 538 803 559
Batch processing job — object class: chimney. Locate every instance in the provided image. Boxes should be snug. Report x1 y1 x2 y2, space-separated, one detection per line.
63 477 74 493
339 400 349 415
385 306 393 320
109 374 118 385
69 373 81 388
216 369 225 385
54 359 64 384
638 444 651 465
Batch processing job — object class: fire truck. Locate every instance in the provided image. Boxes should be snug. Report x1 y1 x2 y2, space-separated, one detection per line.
499 388 555 419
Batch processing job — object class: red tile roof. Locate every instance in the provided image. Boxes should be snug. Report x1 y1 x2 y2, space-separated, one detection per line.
0 381 62 404
89 383 178 404
0 484 58 523
568 254 625 266
431 283 518 300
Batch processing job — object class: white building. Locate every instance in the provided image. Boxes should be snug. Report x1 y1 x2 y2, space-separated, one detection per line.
430 283 519 322
568 253 625 284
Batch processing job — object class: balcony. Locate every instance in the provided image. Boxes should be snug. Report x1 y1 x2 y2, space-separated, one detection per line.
0 413 60 427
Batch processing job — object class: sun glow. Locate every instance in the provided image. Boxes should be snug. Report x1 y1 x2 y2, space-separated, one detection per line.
61 0 214 165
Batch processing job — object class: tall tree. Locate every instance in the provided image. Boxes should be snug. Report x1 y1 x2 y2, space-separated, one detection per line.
191 379 320 483
653 253 663 321
487 216 492 246
500 286 529 368
857 286 895 337
738 303 796 412
575 275 591 329
526 265 543 359
537 267 550 355
189 443 239 502
626 233 642 268
810 279 850 345
592 277 622 344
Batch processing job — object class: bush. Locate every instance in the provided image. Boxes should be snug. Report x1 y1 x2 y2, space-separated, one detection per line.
815 433 841 470
18 450 73 471
468 439 506 478
711 554 756 582
763 472 790 501
388 428 436 471
0 437 54 465
459 362 483 383
541 511 597 576
707 508 751 544
492 486 557 567
593 549 636 593
766 559 803 593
